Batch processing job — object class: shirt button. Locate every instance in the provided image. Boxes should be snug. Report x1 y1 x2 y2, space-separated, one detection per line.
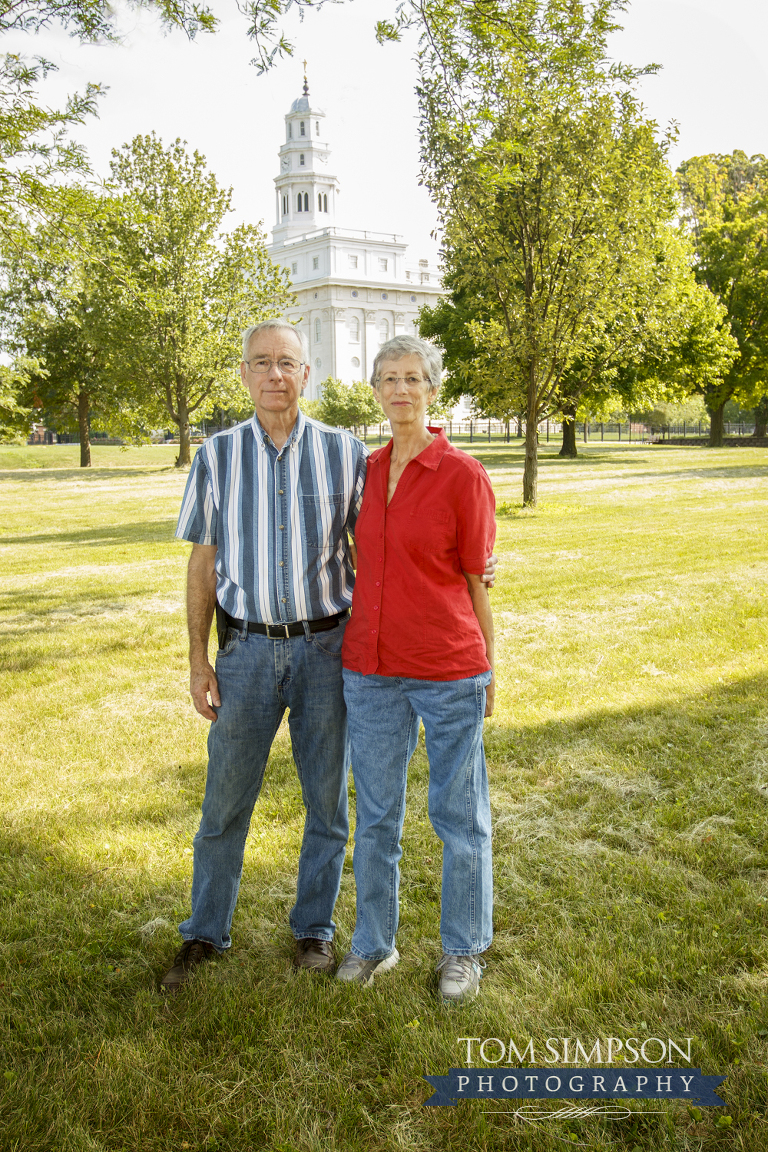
279 561 284 567
373 605 379 611
377 556 382 562
278 489 284 495
370 629 376 634
375 581 380 587
281 597 287 603
279 525 284 530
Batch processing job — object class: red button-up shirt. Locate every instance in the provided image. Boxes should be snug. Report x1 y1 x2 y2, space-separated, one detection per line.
342 428 496 680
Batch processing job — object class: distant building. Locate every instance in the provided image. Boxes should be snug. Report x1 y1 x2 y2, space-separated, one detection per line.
268 79 443 400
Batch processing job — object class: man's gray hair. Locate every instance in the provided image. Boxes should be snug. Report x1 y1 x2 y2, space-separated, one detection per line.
242 319 309 362
371 335 442 391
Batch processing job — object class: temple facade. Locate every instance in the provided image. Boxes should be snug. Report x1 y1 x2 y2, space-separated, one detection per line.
268 81 443 399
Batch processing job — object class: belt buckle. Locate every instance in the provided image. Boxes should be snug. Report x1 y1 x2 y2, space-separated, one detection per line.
267 622 291 638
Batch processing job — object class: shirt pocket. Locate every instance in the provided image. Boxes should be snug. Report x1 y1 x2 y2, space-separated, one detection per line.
301 493 346 550
407 507 455 554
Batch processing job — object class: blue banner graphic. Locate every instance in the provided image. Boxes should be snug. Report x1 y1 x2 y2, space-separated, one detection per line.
423 1068 726 1107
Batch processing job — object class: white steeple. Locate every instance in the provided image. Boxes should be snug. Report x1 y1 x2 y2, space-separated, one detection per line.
272 70 340 247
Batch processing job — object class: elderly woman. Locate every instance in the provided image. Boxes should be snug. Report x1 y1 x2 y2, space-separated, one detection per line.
337 335 495 1002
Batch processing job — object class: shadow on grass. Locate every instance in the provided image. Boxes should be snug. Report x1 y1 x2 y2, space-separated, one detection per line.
472 448 660 470
486 671 768 897
2 678 766 1149
0 465 181 482
0 583 175 672
0 520 178 547
476 449 768 480
592 465 768 483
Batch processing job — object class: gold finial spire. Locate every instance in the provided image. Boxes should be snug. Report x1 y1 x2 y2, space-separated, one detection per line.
302 60 308 96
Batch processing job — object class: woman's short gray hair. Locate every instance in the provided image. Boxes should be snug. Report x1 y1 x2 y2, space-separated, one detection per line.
371 335 442 391
242 319 309 362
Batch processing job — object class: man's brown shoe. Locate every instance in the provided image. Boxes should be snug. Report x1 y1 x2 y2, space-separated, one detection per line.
160 939 215 993
293 937 335 973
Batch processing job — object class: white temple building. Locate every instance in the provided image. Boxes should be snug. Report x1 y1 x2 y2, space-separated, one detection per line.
268 79 443 400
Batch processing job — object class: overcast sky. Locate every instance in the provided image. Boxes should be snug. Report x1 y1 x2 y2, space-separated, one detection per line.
6 0 768 261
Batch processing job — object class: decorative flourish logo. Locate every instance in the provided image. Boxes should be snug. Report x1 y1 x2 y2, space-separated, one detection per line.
486 1106 665 1148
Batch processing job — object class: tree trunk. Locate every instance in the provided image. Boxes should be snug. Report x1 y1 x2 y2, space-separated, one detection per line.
559 400 578 457
78 389 91 468
176 400 192 467
522 384 538 506
708 400 725 447
754 396 768 438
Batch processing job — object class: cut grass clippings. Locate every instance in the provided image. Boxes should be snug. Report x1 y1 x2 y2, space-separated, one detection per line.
1 441 767 1151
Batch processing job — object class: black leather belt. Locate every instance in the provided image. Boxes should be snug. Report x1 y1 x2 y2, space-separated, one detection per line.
224 609 347 639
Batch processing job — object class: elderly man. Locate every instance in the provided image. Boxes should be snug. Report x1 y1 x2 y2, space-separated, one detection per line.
161 319 495 992
161 318 366 991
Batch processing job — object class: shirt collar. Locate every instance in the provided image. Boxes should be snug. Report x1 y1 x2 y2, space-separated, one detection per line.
418 427 450 470
250 407 305 452
370 426 449 471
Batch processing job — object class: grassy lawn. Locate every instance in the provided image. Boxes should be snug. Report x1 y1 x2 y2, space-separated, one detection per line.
1 441 767 1152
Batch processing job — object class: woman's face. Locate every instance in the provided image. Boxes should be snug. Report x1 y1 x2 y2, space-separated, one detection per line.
374 354 437 430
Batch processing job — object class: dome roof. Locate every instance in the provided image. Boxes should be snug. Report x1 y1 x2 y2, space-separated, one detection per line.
289 94 325 115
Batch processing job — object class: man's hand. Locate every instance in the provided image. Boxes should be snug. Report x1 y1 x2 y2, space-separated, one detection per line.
485 672 495 718
481 553 498 588
190 660 221 721
186 542 219 721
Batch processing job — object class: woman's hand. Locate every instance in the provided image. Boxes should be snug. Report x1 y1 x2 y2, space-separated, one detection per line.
463 571 495 718
481 553 498 588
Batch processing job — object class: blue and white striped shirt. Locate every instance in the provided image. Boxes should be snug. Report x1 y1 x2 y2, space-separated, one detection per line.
176 410 368 624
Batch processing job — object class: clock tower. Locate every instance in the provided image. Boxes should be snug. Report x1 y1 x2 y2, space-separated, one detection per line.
272 75 340 246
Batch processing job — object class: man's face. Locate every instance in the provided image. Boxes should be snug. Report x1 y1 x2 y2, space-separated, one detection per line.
240 328 309 421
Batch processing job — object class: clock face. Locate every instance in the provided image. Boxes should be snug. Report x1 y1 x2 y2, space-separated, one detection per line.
281 157 290 171
317 152 329 166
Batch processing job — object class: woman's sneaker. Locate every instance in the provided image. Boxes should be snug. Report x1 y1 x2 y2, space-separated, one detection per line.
336 949 400 986
436 953 485 1002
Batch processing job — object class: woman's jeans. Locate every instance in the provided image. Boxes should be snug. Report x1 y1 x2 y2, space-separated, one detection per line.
179 620 349 952
342 668 493 960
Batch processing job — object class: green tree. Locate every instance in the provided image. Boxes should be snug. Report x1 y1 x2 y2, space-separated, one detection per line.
0 54 100 255
315 377 383 437
551 237 736 455
99 134 295 466
677 151 768 446
0 356 33 439
410 0 736 501
1 190 143 464
15 300 118 466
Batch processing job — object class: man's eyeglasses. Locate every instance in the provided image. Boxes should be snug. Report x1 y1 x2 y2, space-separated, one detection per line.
245 357 304 376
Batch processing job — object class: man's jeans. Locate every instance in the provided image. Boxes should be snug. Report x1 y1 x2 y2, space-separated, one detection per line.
179 619 349 952
342 669 493 961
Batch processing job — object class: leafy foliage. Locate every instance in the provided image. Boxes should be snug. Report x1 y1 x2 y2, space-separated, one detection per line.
677 150 768 444
2 137 295 464
0 355 33 439
0 53 100 252
413 0 733 498
313 376 383 435
1 196 131 462
96 134 295 465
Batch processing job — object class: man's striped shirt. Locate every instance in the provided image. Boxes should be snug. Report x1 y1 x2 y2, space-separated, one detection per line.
176 410 368 624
